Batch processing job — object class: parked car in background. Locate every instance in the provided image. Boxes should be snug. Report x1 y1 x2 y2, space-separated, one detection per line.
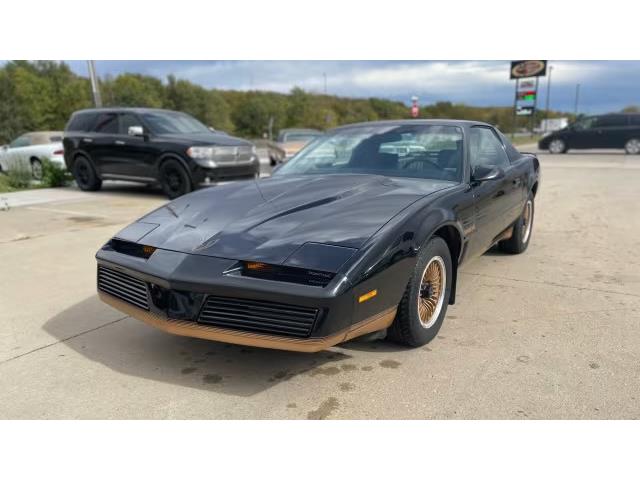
251 138 286 166
276 128 322 162
63 108 260 199
539 113 640 154
0 131 65 179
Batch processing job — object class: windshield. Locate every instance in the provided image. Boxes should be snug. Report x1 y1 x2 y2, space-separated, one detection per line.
276 124 463 182
141 111 210 135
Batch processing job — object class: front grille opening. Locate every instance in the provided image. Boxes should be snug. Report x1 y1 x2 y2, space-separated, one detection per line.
198 296 319 338
98 266 149 310
241 261 334 287
109 238 156 259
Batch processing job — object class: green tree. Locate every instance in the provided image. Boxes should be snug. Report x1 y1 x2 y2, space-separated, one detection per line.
102 73 165 108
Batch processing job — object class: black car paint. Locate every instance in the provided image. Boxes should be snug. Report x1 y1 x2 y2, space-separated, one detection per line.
538 113 640 151
63 108 259 187
96 120 540 341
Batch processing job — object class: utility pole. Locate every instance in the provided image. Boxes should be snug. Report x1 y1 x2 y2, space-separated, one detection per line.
574 83 581 118
87 61 102 108
323 72 327 95
544 65 553 133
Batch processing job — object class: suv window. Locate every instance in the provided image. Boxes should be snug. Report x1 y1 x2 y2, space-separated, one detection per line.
9 136 30 148
628 115 640 126
66 112 97 132
573 117 597 130
119 113 142 135
594 115 627 128
93 113 119 134
469 127 510 171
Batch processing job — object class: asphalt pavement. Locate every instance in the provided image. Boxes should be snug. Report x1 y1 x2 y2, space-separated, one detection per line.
1 150 639 419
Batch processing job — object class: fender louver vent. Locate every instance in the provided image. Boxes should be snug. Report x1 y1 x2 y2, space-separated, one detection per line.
198 296 319 338
98 266 149 310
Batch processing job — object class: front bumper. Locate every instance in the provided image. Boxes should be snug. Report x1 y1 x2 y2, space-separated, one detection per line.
96 247 398 352
193 159 260 186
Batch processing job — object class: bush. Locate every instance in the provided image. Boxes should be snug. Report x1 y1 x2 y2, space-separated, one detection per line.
41 158 72 187
7 164 31 189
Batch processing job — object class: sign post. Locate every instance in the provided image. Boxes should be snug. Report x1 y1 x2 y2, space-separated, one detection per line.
509 61 547 137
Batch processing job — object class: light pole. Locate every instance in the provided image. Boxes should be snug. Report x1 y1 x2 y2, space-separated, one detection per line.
544 65 553 132
87 61 102 108
574 83 581 118
323 72 327 95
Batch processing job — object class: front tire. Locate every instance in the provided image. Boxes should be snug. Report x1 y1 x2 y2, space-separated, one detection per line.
499 194 534 254
625 138 640 155
72 156 102 191
548 139 567 154
388 237 452 347
159 159 192 199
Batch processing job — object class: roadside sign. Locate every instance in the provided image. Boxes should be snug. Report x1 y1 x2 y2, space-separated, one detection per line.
516 106 535 116
510 60 547 79
411 105 419 118
517 91 537 101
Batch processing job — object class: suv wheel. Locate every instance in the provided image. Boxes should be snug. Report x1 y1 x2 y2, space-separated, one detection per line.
73 156 102 191
548 139 567 154
159 159 192 199
625 138 640 155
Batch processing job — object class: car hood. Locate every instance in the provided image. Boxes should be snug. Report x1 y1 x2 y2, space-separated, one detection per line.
154 132 252 147
115 174 455 266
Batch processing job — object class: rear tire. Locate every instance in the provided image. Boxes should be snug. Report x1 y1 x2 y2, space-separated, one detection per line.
159 159 192 199
625 138 640 155
30 158 43 181
548 139 567 154
72 156 102 191
499 194 534 254
388 236 452 347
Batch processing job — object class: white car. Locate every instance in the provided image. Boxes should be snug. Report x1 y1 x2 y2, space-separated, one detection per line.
0 131 65 180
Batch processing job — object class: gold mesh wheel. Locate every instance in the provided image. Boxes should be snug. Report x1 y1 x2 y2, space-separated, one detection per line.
522 199 533 244
417 256 446 329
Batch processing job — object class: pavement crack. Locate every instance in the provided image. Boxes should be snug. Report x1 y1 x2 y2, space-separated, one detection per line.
0 315 129 366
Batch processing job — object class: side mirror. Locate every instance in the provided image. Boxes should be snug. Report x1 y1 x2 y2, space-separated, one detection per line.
128 126 145 137
472 166 504 184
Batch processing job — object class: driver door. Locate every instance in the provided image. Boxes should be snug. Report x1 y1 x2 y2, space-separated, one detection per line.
468 126 523 254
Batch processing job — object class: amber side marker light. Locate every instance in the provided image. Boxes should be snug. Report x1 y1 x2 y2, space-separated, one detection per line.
358 289 378 303
245 261 270 271
142 245 157 257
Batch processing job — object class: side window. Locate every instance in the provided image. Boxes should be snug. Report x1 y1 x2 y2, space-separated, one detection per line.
573 117 597 130
595 116 627 128
469 127 510 171
630 115 640 126
119 113 142 135
66 113 96 132
9 136 30 148
92 113 119 134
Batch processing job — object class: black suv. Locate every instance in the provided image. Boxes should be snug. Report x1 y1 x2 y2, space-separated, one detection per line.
538 113 640 154
63 108 259 198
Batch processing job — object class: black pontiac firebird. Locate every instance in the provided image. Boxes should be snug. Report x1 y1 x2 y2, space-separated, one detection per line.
96 120 540 352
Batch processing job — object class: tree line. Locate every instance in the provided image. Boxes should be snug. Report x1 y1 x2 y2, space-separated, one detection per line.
1 60 573 144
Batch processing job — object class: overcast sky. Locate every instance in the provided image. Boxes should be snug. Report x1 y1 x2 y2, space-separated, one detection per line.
40 60 640 113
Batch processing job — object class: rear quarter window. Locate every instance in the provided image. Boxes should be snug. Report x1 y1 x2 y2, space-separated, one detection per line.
65 113 97 132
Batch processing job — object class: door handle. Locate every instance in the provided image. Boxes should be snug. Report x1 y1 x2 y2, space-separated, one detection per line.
114 140 126 145
82 138 93 143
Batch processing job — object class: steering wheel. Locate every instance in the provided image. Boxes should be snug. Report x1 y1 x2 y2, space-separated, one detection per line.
402 156 445 171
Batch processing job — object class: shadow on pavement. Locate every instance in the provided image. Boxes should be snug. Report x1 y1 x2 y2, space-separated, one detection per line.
43 294 355 397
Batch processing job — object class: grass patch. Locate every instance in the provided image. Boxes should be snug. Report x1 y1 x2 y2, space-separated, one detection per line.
0 157 72 193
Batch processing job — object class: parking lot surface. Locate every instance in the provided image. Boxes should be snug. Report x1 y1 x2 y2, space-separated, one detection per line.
1 151 639 419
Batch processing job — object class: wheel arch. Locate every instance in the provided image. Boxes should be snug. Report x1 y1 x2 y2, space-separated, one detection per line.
429 223 463 305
